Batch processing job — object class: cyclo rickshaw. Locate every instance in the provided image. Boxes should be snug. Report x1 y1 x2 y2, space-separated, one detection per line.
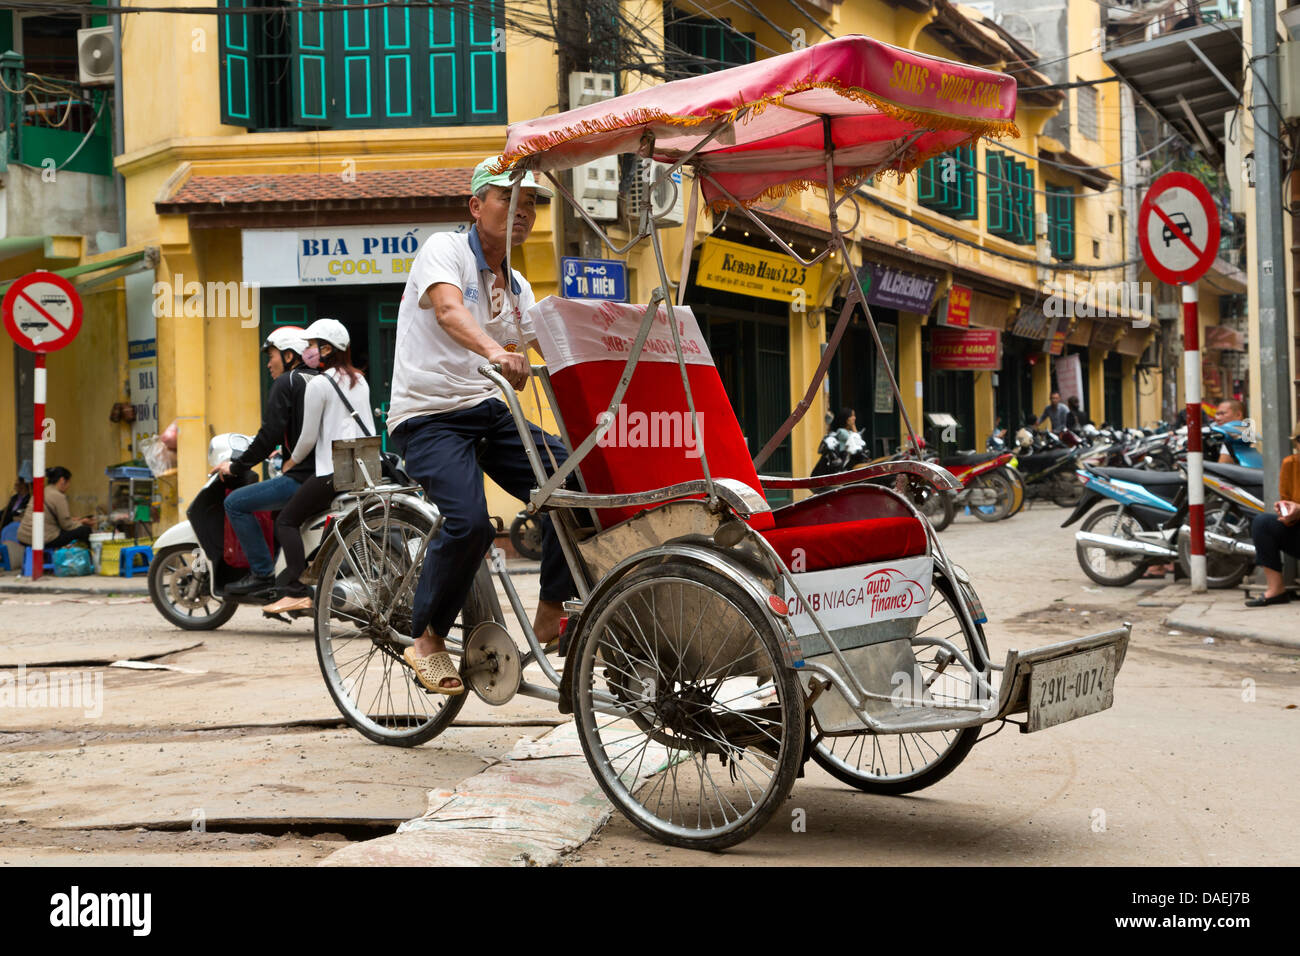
308 36 1130 850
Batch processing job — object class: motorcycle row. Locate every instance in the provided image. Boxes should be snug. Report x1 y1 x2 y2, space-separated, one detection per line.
816 418 1264 589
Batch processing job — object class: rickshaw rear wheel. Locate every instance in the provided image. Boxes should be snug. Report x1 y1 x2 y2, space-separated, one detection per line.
571 560 804 851
809 574 982 795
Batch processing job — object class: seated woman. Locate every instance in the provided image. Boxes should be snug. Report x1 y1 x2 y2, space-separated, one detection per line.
263 319 374 614
1245 421 1300 607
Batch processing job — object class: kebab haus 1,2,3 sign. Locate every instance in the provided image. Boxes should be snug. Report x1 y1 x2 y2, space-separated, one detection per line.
931 328 1001 370
696 237 823 303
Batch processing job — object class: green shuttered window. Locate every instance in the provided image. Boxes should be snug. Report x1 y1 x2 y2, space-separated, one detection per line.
917 145 976 220
665 5 755 76
986 151 1035 245
1045 184 1075 261
220 0 506 130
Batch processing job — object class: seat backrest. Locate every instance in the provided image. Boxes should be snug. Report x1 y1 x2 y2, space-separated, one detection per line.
529 296 769 527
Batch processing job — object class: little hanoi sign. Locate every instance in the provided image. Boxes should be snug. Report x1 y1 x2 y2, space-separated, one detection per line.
931 328 1000 369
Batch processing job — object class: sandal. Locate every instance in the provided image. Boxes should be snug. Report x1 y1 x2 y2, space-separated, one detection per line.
403 647 464 696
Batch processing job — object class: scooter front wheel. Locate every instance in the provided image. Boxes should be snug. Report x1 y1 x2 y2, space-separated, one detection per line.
148 545 239 631
1075 505 1152 587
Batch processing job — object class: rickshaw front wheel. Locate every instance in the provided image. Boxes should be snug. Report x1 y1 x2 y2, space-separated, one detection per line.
571 560 804 851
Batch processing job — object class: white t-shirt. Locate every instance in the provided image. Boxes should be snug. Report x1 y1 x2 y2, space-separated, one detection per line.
387 226 536 429
292 368 376 477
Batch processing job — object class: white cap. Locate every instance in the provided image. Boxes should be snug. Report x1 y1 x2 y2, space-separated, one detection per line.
263 326 308 355
303 318 350 351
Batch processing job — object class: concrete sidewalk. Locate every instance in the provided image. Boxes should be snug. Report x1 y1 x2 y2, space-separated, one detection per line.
0 570 148 595
1160 586 1300 651
0 556 542 597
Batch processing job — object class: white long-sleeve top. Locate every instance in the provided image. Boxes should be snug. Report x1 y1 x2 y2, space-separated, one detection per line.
291 368 376 477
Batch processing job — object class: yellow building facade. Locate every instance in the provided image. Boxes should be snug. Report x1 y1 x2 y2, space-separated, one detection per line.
1 0 1164 533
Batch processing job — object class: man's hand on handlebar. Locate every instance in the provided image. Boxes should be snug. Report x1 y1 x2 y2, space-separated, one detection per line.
209 461 233 477
489 349 530 390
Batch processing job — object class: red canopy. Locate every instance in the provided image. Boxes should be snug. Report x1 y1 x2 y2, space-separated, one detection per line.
501 36 1019 209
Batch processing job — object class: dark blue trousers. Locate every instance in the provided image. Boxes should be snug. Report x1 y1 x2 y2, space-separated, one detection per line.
1251 512 1300 572
391 399 576 639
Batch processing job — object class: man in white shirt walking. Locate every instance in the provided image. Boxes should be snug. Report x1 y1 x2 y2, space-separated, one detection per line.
388 157 574 695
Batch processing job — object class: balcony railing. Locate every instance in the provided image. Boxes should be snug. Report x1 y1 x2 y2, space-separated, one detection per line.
0 51 114 176
1107 0 1240 49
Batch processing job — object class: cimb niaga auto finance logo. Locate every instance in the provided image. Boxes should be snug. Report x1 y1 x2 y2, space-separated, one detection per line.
861 567 927 617
783 556 933 637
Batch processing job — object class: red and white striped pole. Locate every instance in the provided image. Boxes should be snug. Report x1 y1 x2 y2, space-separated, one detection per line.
29 353 47 579
1183 283 1206 592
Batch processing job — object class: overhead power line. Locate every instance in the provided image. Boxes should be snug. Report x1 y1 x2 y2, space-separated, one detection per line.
852 187 1146 273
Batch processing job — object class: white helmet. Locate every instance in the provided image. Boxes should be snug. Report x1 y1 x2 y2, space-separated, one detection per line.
263 326 308 355
303 318 350 351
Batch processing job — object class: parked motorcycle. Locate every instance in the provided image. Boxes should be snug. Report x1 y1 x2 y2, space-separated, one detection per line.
1065 460 1263 589
1174 460 1263 589
1010 428 1103 507
1064 465 1185 586
932 450 1018 522
148 434 341 630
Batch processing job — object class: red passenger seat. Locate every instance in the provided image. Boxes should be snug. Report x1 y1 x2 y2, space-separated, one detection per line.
529 297 927 567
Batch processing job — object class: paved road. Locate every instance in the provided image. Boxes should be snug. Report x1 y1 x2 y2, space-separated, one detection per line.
566 505 1300 866
1 505 1296 865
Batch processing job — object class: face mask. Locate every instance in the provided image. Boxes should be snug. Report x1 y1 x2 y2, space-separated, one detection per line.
302 346 321 368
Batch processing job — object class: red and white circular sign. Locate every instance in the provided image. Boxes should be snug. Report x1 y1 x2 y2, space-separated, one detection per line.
2 271 82 353
1138 172 1221 286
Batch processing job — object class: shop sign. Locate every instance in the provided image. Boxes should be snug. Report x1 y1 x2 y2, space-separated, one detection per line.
242 223 470 287
931 328 1000 370
1205 325 1246 351
1044 315 1069 355
1011 304 1051 340
857 263 939 314
940 284 972 328
696 237 823 304
127 339 158 440
1056 353 1085 411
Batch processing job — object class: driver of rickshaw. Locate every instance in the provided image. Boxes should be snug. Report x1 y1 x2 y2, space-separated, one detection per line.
386 156 575 695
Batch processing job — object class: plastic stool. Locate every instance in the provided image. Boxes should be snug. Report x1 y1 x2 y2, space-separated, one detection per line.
119 545 153 577
22 547 54 577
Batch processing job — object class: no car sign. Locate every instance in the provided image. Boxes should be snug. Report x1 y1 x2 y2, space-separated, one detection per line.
1138 172 1221 286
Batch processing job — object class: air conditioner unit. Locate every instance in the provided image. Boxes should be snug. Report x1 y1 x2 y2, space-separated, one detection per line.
568 72 615 109
627 159 685 226
77 26 117 86
572 157 620 220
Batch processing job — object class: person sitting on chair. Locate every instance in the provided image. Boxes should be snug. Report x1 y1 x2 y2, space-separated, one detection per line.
1245 421 1300 607
17 467 93 549
387 156 575 696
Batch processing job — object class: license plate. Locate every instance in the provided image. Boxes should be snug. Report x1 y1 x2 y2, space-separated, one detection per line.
1027 646 1116 732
